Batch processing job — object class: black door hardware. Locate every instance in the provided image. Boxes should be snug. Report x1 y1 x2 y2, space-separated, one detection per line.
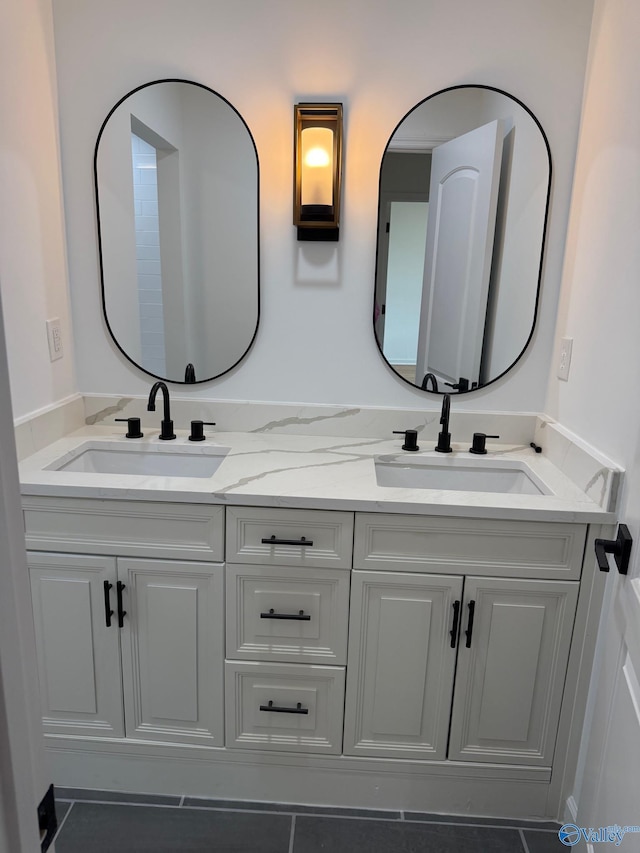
445 377 470 392
450 600 461 648
392 429 419 451
261 535 314 547
189 420 216 441
259 700 309 715
103 581 114 628
530 442 543 453
114 417 143 438
595 524 633 575
260 608 311 621
116 581 127 627
469 433 500 455
465 600 476 648
38 784 58 853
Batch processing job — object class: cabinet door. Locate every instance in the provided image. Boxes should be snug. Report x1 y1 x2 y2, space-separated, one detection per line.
448 577 579 766
28 551 124 738
343 571 463 760
119 558 224 745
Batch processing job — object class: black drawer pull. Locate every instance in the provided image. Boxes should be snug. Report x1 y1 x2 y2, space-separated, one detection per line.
259 700 309 715
450 600 460 648
261 535 314 547
103 581 114 628
116 581 127 628
465 600 476 648
260 608 311 621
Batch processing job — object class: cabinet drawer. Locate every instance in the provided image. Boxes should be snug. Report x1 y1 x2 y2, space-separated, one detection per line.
226 507 353 568
354 513 586 580
225 661 345 754
23 497 224 561
226 564 350 665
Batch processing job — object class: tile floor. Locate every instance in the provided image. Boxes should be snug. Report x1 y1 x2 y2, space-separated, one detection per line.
53 788 566 852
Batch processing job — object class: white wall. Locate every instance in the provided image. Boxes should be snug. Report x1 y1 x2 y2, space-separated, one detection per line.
0 0 76 419
544 0 640 823
51 0 593 413
545 0 640 475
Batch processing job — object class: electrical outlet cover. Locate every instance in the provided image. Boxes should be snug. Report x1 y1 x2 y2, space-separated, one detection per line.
557 337 573 381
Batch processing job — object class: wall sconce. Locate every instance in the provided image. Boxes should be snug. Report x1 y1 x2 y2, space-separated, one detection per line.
294 103 343 241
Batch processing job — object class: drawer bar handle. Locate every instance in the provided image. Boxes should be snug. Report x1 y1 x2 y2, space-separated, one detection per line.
116 581 127 628
259 700 309 715
103 581 114 628
260 608 311 621
465 600 476 648
261 535 314 547
450 600 460 648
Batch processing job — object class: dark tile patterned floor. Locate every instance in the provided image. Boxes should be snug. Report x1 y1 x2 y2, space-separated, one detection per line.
53 788 564 852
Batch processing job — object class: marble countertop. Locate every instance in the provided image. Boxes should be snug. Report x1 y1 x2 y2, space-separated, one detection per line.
18 425 617 523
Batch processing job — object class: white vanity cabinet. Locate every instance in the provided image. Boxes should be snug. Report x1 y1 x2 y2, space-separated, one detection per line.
22 494 602 817
25 497 226 747
224 507 352 753
344 570 578 766
344 513 586 768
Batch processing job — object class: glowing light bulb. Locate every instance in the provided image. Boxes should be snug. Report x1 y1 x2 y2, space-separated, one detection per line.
304 146 330 168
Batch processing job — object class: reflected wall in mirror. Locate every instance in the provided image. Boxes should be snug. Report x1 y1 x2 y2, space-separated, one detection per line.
374 85 551 394
95 80 259 384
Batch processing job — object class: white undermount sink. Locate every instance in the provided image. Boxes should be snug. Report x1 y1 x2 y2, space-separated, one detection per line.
46 440 230 479
374 455 553 495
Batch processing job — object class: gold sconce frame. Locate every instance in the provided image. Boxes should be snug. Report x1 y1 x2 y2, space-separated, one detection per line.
294 103 343 241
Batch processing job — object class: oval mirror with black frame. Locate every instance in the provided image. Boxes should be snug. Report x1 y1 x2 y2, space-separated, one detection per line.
373 85 551 395
95 79 259 384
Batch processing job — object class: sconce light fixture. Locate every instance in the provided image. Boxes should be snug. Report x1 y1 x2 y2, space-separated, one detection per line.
294 103 343 241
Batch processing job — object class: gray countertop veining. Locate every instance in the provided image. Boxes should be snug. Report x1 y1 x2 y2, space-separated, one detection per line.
18 426 618 523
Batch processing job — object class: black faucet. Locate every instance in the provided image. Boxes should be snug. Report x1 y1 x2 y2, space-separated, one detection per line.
435 393 452 453
421 373 439 392
147 381 176 440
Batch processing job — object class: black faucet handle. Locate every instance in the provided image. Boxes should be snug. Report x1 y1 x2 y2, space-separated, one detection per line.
189 421 217 442
469 433 500 455
115 417 143 439
159 420 176 441
392 429 420 452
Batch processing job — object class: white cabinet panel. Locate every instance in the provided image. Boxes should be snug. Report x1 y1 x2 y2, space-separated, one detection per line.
119 558 224 745
226 564 350 664
343 571 463 760
225 660 345 754
354 514 585 579
24 497 224 561
226 507 353 569
448 577 579 766
28 551 124 738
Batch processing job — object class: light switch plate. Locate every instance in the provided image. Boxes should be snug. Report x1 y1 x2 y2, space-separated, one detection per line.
46 318 63 362
557 337 573 381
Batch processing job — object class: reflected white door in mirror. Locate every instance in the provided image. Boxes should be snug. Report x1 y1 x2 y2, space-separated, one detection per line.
374 85 551 395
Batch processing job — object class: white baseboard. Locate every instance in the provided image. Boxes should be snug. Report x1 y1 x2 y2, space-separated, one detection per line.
46 737 555 819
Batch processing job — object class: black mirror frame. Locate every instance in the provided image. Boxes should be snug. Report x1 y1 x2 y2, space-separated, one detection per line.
373 83 552 396
94 78 260 385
